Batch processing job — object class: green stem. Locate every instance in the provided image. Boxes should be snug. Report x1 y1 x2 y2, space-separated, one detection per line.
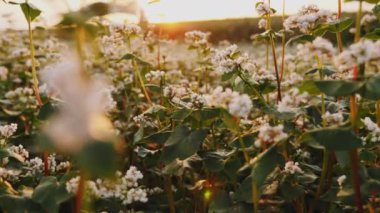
280 0 286 81
164 176 176 213
376 101 380 127
354 0 363 42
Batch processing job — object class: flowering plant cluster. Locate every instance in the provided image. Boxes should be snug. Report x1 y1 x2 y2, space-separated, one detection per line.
1 0 380 212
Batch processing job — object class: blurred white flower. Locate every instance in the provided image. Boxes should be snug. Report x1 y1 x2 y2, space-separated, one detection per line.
41 52 117 153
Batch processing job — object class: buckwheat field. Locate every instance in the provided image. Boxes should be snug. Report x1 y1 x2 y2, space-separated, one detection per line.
1 0 380 212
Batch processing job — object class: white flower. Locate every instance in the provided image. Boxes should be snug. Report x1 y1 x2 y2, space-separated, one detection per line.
0 66 8 81
284 161 304 174
361 14 377 26
362 117 380 142
185 31 210 47
41 52 116 153
256 2 273 16
211 45 251 74
322 111 344 126
203 87 252 118
0 123 17 138
254 124 288 148
228 94 252 118
349 40 374 64
258 18 267 29
284 5 336 33
145 70 166 82
337 175 347 187
8 145 29 162
277 88 309 113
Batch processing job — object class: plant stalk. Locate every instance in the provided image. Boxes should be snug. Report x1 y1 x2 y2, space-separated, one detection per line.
75 173 86 213
164 176 176 213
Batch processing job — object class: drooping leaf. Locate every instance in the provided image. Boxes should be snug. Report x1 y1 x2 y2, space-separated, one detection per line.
286 35 315 47
361 75 380 100
119 53 152 67
160 125 208 163
314 80 364 96
20 2 41 22
32 177 72 213
305 128 362 151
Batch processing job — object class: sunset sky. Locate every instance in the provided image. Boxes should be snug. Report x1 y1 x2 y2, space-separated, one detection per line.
0 0 372 29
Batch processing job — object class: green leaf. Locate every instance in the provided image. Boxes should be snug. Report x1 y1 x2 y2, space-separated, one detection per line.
314 80 364 96
286 35 315 47
280 182 304 201
326 17 353 33
38 102 57 121
0 195 41 213
298 80 320 95
160 126 208 163
306 128 362 151
32 177 71 213
199 151 224 172
220 109 240 132
119 53 152 67
20 2 41 22
59 2 110 25
365 28 380 40
251 146 285 188
305 68 336 76
361 75 380 100
133 126 144 145
77 141 118 177
171 108 193 121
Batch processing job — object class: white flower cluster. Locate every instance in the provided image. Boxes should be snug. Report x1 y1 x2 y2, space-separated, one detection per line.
100 34 125 58
284 161 304 174
258 18 267 29
256 2 273 16
251 68 276 84
284 5 336 33
296 149 311 159
309 37 336 58
110 23 142 38
184 31 210 47
0 167 21 181
96 86 117 112
361 14 377 26
277 88 309 113
203 86 253 118
5 87 37 111
8 144 29 162
211 45 252 75
335 40 380 75
0 66 8 81
282 72 304 87
362 117 380 142
0 123 17 138
66 166 148 205
145 70 166 82
322 111 344 126
254 124 288 148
